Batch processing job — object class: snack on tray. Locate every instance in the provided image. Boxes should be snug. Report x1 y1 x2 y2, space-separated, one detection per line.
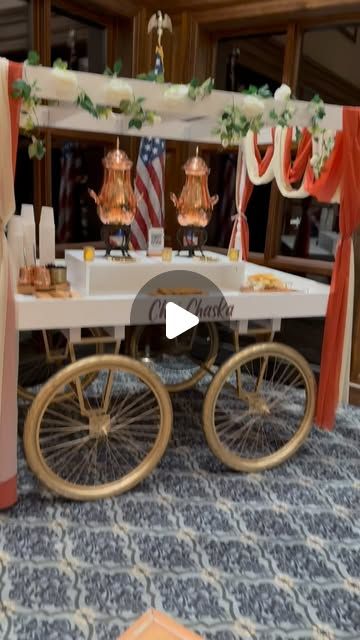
247 273 286 291
154 287 203 296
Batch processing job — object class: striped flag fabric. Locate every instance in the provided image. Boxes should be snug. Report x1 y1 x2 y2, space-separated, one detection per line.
131 52 165 250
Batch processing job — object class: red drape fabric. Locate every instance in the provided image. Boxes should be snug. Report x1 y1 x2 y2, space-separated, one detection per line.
310 109 360 429
246 120 359 430
0 61 22 510
276 123 354 429
241 133 274 259
283 128 312 187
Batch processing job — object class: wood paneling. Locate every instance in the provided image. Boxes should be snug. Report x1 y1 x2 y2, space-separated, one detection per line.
269 255 333 277
64 0 141 18
265 184 284 261
265 23 302 262
32 0 52 222
158 0 360 27
132 8 150 76
349 384 360 406
282 23 302 88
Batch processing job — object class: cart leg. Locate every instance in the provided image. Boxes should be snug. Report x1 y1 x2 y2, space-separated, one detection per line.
232 328 242 398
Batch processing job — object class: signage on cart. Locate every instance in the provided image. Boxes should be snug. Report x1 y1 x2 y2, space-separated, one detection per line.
130 269 233 329
149 296 233 322
165 302 199 339
147 227 165 256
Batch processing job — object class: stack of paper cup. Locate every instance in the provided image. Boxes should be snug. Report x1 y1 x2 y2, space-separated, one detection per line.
21 203 36 265
7 215 25 279
39 206 56 265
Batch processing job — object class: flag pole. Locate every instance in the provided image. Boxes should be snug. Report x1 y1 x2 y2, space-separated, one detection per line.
131 12 170 251
147 10 172 75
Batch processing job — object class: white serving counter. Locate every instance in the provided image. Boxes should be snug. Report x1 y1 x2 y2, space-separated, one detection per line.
15 258 329 333
65 250 246 296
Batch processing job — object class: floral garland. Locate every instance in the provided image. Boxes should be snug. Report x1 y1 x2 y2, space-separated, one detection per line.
215 83 333 179
307 95 335 178
13 51 214 160
213 84 271 147
13 54 332 176
12 51 45 159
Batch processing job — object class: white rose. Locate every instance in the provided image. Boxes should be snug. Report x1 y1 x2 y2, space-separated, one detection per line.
163 84 189 102
241 95 264 119
274 84 291 102
52 67 78 98
152 115 162 124
105 79 133 104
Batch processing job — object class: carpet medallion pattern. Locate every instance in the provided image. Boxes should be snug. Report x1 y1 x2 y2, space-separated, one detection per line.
0 389 360 640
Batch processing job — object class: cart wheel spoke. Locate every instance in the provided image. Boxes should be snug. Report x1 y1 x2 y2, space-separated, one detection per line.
24 355 172 500
203 343 316 472
130 322 219 392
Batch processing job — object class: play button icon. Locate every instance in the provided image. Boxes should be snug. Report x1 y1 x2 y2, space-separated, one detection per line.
165 302 199 340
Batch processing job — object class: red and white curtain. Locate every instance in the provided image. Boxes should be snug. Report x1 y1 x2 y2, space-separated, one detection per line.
0 58 22 509
232 111 360 430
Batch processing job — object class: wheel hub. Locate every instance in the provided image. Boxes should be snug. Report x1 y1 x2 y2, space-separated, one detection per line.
248 394 271 416
88 413 111 437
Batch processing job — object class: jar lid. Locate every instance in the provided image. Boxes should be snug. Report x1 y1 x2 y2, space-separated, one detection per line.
103 140 133 170
183 147 209 176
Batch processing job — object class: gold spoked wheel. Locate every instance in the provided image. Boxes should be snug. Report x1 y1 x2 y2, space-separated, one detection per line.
203 342 316 472
130 322 219 392
24 354 172 500
18 329 103 403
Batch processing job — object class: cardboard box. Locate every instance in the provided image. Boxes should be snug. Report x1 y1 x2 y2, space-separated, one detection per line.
118 609 203 640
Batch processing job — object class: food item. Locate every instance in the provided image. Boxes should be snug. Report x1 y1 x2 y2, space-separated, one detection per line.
247 273 286 290
154 287 203 296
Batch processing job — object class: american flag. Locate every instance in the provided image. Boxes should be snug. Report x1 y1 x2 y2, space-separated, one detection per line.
131 52 165 250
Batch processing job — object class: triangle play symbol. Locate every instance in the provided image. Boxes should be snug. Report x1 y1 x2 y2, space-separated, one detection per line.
165 302 199 340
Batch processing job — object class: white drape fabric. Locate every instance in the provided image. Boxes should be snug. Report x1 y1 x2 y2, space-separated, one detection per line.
272 127 309 199
0 57 18 489
244 127 340 202
244 132 274 185
0 57 15 419
232 144 247 257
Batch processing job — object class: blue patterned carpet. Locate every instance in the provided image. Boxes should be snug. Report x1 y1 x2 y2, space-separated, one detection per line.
1 389 360 640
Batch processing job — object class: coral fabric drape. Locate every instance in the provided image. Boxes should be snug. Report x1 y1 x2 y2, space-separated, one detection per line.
0 59 22 509
283 128 312 186
228 146 252 259
240 117 359 430
229 133 274 259
309 109 360 429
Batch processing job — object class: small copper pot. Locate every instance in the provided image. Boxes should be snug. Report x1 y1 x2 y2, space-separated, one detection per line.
33 266 51 290
19 266 35 286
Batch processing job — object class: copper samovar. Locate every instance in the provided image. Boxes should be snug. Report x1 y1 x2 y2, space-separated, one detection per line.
89 140 139 258
170 148 218 257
